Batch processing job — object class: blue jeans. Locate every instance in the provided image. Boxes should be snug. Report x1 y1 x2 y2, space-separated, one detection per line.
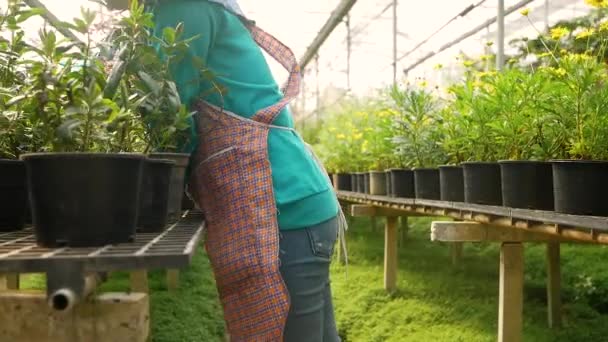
279 216 341 342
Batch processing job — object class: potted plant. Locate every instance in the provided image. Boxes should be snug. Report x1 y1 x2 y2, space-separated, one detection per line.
546 53 608 216
484 67 555 210
109 1 203 225
364 105 397 196
0 1 41 230
435 107 465 202
390 85 444 200
446 77 502 205
18 9 148 247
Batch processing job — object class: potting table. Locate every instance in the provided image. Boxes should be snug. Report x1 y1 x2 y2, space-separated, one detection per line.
0 210 205 342
337 190 608 342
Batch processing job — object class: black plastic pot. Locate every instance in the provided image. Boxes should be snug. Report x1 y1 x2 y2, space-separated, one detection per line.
385 169 393 197
138 159 174 232
439 165 464 202
350 173 358 192
22 153 145 247
390 169 415 198
336 173 352 191
462 162 502 205
182 191 195 210
414 168 440 200
149 153 189 223
0 160 27 231
499 161 553 210
369 171 387 195
552 160 608 216
363 173 370 194
356 173 365 193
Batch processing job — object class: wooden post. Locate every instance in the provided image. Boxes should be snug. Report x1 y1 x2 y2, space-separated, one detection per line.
166 270 180 291
546 242 562 329
451 242 463 266
384 217 398 293
0 274 19 291
498 242 524 342
130 270 149 293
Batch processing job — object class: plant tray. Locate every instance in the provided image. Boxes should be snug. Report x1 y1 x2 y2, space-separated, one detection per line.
0 211 205 273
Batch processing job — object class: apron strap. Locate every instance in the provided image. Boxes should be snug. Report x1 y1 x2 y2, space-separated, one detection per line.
246 24 301 125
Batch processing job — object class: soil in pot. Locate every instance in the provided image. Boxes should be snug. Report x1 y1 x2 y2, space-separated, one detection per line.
0 160 27 231
149 153 190 223
369 171 387 195
390 169 415 198
552 160 608 216
439 165 464 202
500 161 553 210
137 159 175 232
462 162 502 205
22 153 145 247
385 169 393 197
414 168 440 200
363 173 370 194
336 173 352 191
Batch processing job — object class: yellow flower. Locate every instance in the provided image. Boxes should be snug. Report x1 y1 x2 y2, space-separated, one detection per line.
328 127 337 132
364 127 373 132
552 67 567 77
550 27 570 40
353 133 363 140
480 54 493 61
560 49 568 55
463 60 475 68
520 8 530 16
600 20 608 32
477 71 497 78
585 0 608 8
434 63 443 70
538 52 552 58
575 28 595 40
336 134 346 139
418 80 428 88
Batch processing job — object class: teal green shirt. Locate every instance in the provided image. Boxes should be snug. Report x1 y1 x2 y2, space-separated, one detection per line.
152 0 338 230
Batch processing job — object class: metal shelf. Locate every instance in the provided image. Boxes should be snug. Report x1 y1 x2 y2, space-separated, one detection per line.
0 211 205 273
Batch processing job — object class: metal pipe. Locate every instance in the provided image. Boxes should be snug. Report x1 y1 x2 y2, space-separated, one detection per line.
300 0 358 69
403 0 533 74
48 274 102 311
497 0 505 70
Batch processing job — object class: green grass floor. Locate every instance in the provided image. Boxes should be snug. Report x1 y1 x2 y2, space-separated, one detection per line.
21 217 608 341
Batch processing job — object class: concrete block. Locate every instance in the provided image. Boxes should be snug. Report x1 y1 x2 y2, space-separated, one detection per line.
0 291 149 342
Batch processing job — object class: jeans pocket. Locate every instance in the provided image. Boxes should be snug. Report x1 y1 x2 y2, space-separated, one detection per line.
305 217 338 259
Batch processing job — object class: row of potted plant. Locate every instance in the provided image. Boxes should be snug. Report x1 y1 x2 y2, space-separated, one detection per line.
0 1 201 247
319 6 608 217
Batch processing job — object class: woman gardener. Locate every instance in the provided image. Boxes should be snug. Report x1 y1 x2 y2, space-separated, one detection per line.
110 0 345 340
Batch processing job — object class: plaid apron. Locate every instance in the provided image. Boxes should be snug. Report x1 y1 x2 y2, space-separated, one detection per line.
188 23 301 341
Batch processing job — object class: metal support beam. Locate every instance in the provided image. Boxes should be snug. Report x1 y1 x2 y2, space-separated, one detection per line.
300 0 358 69
497 0 505 70
403 0 533 74
392 0 398 84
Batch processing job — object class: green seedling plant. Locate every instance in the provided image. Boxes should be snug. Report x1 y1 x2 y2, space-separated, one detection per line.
390 84 445 168
0 0 44 158
13 7 143 153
